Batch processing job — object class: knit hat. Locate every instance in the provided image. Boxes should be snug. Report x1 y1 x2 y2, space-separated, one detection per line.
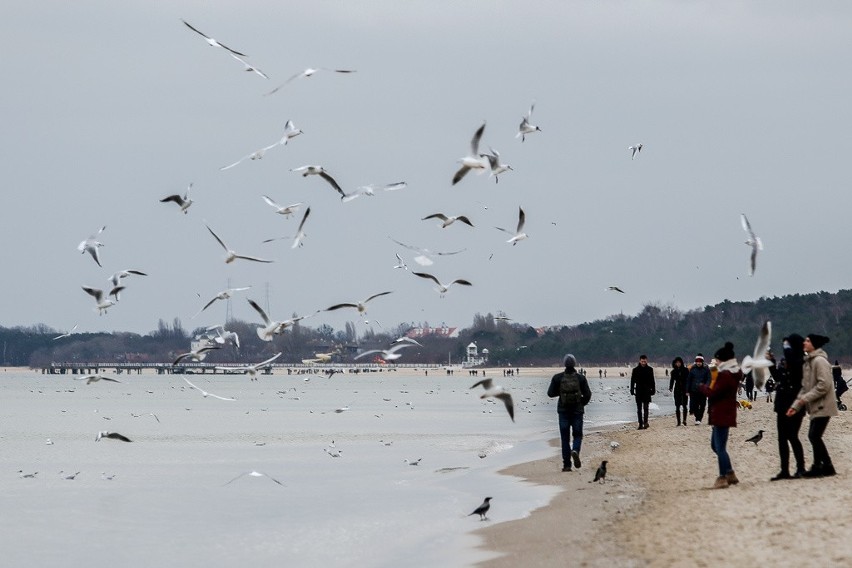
694 353 704 362
807 334 830 349
714 342 735 362
563 354 577 368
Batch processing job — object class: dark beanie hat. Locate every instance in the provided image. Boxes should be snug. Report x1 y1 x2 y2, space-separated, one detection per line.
563 354 577 368
807 334 830 349
714 342 735 362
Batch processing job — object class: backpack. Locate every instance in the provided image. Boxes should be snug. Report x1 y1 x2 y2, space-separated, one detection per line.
560 372 583 407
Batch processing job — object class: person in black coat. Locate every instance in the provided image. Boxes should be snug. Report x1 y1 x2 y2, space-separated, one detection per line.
630 354 656 429
771 334 806 480
669 357 689 426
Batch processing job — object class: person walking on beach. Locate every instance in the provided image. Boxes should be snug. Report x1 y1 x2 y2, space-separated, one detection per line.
699 342 741 489
771 335 806 480
786 334 838 477
547 354 592 472
687 354 711 425
669 357 689 426
744 371 755 401
630 355 655 430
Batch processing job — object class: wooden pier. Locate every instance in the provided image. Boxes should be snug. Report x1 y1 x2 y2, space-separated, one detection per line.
38 362 444 376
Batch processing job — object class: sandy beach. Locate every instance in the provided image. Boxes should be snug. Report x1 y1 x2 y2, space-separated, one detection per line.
477 394 852 567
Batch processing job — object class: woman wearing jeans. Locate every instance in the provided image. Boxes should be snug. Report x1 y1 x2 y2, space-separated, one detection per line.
700 342 742 489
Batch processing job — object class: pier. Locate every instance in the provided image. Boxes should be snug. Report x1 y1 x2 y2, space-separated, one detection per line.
38 362 445 376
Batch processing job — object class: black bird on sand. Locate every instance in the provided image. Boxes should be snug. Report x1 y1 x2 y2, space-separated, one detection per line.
745 430 764 445
469 497 492 521
591 461 608 484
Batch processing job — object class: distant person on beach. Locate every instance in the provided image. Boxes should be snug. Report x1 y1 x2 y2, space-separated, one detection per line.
786 334 838 477
771 335 806 480
687 354 711 425
699 342 741 489
630 355 655 430
744 371 755 401
547 354 592 472
669 357 689 426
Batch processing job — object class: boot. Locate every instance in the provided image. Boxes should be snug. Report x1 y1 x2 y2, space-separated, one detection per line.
770 471 791 481
802 464 824 478
822 462 836 477
726 471 739 485
713 476 729 489
792 467 806 479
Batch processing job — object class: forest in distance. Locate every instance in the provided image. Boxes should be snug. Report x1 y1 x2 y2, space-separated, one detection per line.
5 289 852 369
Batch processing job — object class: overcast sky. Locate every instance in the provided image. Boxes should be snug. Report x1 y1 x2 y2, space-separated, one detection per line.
3 2 851 336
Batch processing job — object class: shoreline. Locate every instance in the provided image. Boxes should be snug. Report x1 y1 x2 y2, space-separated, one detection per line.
475 398 852 567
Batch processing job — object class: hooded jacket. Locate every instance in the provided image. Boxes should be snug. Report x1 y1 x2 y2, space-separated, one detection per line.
793 347 839 418
700 359 741 427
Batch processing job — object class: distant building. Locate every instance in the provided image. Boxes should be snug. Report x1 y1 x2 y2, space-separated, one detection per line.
406 324 460 339
465 342 488 367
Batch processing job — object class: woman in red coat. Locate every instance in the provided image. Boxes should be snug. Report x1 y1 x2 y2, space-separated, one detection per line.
699 342 742 489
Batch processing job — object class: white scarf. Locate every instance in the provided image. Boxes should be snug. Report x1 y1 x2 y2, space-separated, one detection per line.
717 359 740 373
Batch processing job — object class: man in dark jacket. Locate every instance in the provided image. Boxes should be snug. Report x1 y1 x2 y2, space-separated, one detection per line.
686 353 712 425
630 354 656 429
669 356 689 426
547 354 592 472
771 335 806 480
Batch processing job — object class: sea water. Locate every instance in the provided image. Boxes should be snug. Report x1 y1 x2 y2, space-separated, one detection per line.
0 368 673 567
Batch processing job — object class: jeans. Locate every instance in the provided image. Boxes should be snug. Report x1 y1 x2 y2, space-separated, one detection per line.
710 426 732 477
558 409 584 467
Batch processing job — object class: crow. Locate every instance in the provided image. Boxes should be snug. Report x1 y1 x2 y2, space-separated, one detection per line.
469 497 492 521
745 430 764 445
591 460 608 484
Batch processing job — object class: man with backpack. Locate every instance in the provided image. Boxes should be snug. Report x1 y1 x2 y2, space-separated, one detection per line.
547 354 593 472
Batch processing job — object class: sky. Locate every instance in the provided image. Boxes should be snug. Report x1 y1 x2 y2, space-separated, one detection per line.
3 1 852 337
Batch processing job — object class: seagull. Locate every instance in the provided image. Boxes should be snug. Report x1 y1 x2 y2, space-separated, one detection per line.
247 298 312 341
277 120 303 145
228 53 268 79
53 324 78 340
78 226 106 267
82 286 124 315
206 225 273 264
108 269 148 288
131 412 160 423
181 19 247 57
340 181 407 203
101 472 116 480
264 67 356 96
46 438 54 445
172 344 220 365
393 253 409 271
182 377 235 401
470 378 514 421
740 321 772 390
206 324 240 348
469 497 492 521
224 470 285 486
216 353 281 381
290 165 344 197
740 213 763 276
193 287 251 318
261 196 303 217
59 470 80 480
629 143 643 159
745 430 764 446
495 207 528 245
74 374 122 385
160 183 193 213
452 122 488 185
517 102 542 142
18 470 38 479
326 291 393 316
220 122 301 171
606 286 626 294
291 207 311 249
95 431 132 442
354 343 416 362
592 461 608 483
412 272 472 297
480 147 513 183
389 237 466 266
405 458 422 466
391 336 422 347
421 213 474 229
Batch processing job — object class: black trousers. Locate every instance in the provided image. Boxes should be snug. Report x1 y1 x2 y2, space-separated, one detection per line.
808 416 833 467
635 399 649 425
775 410 805 473
689 393 707 421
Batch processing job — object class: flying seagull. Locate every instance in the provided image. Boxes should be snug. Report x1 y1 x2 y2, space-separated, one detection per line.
452 122 488 185
326 291 393 316
389 237 466 266
740 320 772 390
470 378 514 421
160 183 194 214
469 497 492 521
193 286 251 318
216 353 282 381
261 196 303 217
206 324 240 348
629 143 643 159
247 298 312 341
95 431 132 442
606 286 626 294
108 269 148 288
517 102 542 142
392 253 409 271
264 67 356 96
745 430 764 446
224 470 285 486
495 207 528 245
354 343 415 362
172 344 220 365
78 226 106 267
59 470 81 480
182 377 235 401
206 225 273 264
220 122 301 171
181 19 247 57
592 460 608 483
53 324 78 340
74 374 122 385
228 53 268 79
421 213 474 229
291 207 311 249
480 147 513 183
82 286 124 315
18 470 38 479
290 165 344 197
412 272 472 297
740 213 763 276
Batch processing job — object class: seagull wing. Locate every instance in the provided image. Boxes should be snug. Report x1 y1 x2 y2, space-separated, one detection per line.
160 194 185 205
297 207 311 232
82 286 103 301
262 195 283 210
326 303 359 312
495 392 515 422
256 353 282 367
455 215 474 227
248 299 272 325
470 379 493 390
354 349 382 360
452 165 471 185
105 432 132 442
470 122 486 155
318 172 344 196
412 272 440 286
517 207 526 232
206 225 229 252
233 253 274 263
422 213 449 222
364 291 393 304
450 279 473 287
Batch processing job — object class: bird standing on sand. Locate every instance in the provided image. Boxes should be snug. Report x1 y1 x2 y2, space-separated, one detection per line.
745 430 764 446
592 460 608 483
469 497 492 521
470 379 514 422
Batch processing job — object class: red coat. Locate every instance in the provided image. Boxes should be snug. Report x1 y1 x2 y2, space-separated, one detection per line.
700 364 741 427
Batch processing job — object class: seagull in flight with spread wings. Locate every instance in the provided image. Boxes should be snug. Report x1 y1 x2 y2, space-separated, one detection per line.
354 343 416 362
264 67 356 96
216 353 281 380
206 225 273 264
182 377 235 401
193 287 251 318
629 143 643 159
480 147 513 183
82 286 123 315
290 165 344 197
78 226 106 267
224 470 284 486
421 213 474 229
495 207 528 245
452 122 488 185
262 196 303 218
740 213 763 276
160 183 194 214
517 102 542 142
248 298 313 342
741 321 773 390
53 324 78 340
389 237 466 266
412 272 472 297
75 374 122 385
181 19 247 57
470 379 514 422
220 121 302 171
172 344 221 365
228 53 268 79
326 291 393 317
